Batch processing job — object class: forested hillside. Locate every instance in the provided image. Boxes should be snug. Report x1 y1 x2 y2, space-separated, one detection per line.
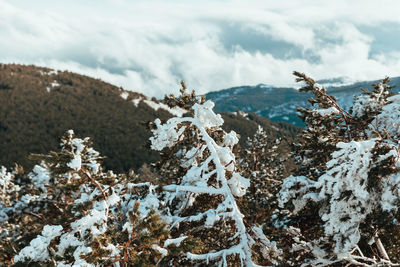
0 64 299 173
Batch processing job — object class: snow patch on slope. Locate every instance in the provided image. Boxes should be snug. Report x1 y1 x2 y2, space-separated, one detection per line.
132 97 142 107
46 80 60 93
51 81 60 87
120 92 129 100
144 99 186 117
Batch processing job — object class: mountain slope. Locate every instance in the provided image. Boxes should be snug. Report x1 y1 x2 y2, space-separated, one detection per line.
0 64 300 172
207 77 400 126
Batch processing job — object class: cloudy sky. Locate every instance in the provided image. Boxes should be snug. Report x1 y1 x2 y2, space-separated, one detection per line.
2 0 400 96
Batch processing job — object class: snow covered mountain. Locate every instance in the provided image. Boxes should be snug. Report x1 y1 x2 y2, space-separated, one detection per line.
206 77 400 126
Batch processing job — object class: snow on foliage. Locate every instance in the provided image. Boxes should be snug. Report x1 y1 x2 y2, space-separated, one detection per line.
280 140 380 255
312 106 339 116
352 81 389 118
277 72 400 266
150 118 186 150
0 167 20 223
250 225 282 265
5 131 169 266
14 225 63 262
0 167 18 205
62 130 101 174
371 94 400 138
150 98 259 266
228 172 250 197
29 164 51 192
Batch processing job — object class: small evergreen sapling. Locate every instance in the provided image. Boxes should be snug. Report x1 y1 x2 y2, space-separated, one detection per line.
239 126 285 223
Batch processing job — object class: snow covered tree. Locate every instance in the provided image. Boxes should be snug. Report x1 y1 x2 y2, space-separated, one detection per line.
2 130 171 266
278 72 400 266
236 126 288 264
238 126 285 225
149 87 280 266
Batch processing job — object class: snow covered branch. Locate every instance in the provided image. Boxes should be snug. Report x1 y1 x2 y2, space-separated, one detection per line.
150 100 264 266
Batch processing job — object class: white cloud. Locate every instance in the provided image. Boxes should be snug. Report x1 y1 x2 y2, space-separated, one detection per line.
2 0 400 97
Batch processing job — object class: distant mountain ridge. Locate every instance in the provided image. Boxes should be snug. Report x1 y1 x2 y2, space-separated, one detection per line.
206 76 400 126
0 64 300 172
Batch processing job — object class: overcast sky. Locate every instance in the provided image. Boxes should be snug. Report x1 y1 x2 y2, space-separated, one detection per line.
2 0 400 96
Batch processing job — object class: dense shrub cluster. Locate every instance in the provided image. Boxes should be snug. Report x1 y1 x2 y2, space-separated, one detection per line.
2 73 400 266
